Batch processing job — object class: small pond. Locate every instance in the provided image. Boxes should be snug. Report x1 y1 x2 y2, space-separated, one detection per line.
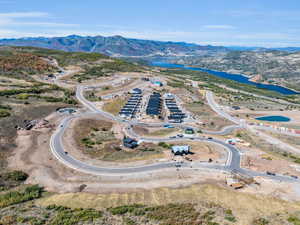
255 115 291 122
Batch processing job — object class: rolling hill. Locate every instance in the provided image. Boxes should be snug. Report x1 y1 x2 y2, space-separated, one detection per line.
0 35 228 57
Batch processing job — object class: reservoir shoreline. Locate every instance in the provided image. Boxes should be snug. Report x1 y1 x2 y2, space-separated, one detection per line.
151 61 299 95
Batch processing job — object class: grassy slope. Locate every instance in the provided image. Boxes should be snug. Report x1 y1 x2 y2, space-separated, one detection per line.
162 68 300 104
37 184 300 225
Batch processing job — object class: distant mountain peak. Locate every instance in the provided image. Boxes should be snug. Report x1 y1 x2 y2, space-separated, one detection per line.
0 35 229 57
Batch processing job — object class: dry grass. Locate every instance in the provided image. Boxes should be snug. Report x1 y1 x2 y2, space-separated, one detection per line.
102 97 127 115
72 119 164 162
0 77 33 90
37 184 300 225
185 102 233 130
133 126 180 137
235 130 300 162
147 128 178 136
266 131 300 148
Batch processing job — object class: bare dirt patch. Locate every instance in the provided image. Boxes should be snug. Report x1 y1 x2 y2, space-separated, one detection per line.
102 97 127 115
71 118 165 162
0 103 65 170
132 125 179 137
185 102 233 131
233 130 300 176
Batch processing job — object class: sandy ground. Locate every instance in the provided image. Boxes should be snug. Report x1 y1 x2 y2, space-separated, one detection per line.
235 109 300 125
240 143 300 177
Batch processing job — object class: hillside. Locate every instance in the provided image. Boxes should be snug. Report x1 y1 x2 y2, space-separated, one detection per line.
0 46 141 159
173 50 300 90
0 35 228 57
0 49 55 77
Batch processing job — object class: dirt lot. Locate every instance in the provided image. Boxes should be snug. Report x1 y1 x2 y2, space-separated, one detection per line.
231 130 300 177
66 118 166 163
265 131 300 149
161 140 227 164
185 102 234 131
132 125 180 137
102 97 127 115
0 103 66 169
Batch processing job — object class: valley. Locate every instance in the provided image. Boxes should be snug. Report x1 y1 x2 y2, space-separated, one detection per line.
0 44 300 225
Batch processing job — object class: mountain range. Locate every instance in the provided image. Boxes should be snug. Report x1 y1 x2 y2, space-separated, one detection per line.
0 35 229 57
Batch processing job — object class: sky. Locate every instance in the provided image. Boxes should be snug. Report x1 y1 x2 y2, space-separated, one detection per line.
0 0 300 47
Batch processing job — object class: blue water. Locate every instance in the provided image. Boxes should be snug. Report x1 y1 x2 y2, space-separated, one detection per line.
151 62 299 95
255 115 291 122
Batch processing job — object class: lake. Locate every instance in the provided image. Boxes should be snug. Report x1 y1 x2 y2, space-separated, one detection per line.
151 62 299 95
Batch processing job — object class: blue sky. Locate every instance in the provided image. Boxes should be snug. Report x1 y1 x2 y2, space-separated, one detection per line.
0 0 300 47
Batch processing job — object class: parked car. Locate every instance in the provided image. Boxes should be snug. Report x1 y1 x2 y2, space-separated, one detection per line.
266 171 276 176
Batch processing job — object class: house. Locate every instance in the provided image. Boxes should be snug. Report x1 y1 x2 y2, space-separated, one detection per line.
232 106 241 110
164 93 175 100
185 128 194 134
171 145 190 155
152 81 163 87
123 137 138 149
146 92 162 116
131 88 142 94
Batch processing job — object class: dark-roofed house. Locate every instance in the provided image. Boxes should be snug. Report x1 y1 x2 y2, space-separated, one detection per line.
131 88 142 94
123 137 138 149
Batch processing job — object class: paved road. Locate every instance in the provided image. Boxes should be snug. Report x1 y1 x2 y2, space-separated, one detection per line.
49 82 298 182
77 85 239 135
206 91 242 125
50 111 297 182
206 90 300 153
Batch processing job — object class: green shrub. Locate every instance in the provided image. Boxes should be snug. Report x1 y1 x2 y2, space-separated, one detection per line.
48 205 102 225
225 215 236 222
253 217 269 225
158 142 171 148
123 217 137 225
109 204 144 215
15 93 30 99
3 170 28 181
288 216 300 225
0 109 10 118
0 185 43 208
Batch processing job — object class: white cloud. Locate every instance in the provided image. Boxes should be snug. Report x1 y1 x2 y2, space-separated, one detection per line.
0 12 77 28
0 12 49 18
203 25 235 30
13 22 79 27
0 12 300 47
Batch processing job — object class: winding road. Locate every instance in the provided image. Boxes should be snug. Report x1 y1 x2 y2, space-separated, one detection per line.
49 79 298 182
